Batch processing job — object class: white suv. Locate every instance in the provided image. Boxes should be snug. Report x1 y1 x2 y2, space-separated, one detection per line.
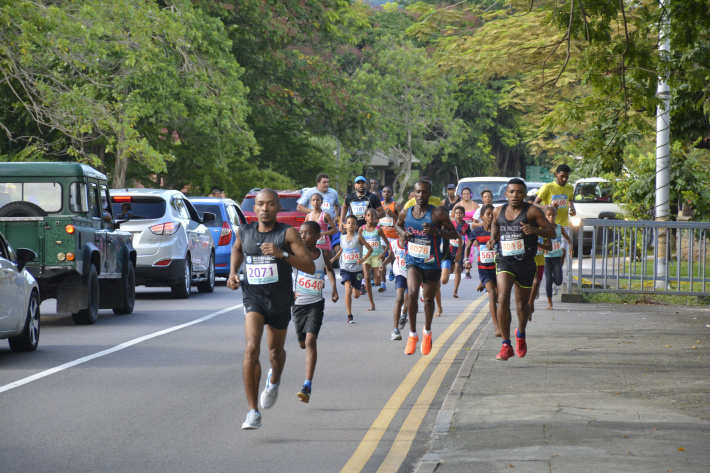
110 189 216 298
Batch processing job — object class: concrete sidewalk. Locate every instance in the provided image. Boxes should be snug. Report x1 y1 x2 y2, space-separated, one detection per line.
415 299 710 473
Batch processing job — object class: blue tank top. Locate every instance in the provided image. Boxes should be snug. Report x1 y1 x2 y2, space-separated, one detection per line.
403 205 441 270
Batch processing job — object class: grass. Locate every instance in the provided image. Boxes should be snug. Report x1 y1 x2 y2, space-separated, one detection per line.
583 292 709 307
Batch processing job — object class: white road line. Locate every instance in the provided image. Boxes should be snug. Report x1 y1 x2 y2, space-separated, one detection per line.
0 304 243 394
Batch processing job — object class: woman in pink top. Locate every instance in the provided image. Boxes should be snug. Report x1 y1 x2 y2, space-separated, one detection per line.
307 194 337 261
452 187 479 223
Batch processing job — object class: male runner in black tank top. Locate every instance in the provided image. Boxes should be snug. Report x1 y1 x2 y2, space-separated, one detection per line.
228 189 315 430
488 179 555 361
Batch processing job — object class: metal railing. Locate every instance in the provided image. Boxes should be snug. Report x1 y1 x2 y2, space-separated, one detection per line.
570 219 710 296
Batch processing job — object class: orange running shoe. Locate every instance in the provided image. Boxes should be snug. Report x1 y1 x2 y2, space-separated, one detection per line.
421 332 432 355
405 335 418 355
496 343 515 361
515 329 527 358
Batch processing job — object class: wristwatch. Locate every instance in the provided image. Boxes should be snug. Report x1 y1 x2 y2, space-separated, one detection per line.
281 251 289 259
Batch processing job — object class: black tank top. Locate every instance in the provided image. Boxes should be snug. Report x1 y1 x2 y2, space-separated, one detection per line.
497 203 538 259
239 222 294 312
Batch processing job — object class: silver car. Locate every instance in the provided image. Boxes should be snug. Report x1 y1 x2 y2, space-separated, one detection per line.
0 231 40 351
109 189 216 298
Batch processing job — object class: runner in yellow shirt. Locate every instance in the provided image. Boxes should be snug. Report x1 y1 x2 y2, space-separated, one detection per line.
534 164 576 267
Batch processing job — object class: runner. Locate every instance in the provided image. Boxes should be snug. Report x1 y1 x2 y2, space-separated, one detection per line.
369 177 383 200
442 183 461 215
380 186 402 284
464 204 501 337
527 195 551 320
543 207 573 309
293 221 339 403
330 215 373 324
449 206 468 298
227 189 316 430
435 209 463 315
297 172 341 270
470 189 494 227
339 176 384 232
487 179 556 361
359 208 389 310
305 193 337 264
396 180 458 355
382 233 408 341
534 164 576 268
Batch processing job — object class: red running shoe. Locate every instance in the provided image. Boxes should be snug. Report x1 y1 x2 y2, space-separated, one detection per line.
496 343 514 361
515 329 527 358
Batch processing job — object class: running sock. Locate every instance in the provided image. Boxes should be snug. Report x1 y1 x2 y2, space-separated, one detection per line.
267 375 279 389
516 329 525 338
304 380 312 389
502 339 511 346
423 328 432 336
410 331 418 338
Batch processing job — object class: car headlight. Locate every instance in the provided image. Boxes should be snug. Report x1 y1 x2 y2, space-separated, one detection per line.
571 217 581 227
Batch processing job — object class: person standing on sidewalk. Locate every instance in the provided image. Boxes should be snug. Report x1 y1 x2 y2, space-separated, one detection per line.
534 164 576 269
228 189 316 430
488 179 556 361
396 179 458 356
293 221 339 404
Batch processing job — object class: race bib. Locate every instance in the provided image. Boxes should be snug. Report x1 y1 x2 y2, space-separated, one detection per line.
343 247 359 262
316 235 326 246
479 249 496 264
351 202 367 217
365 236 380 251
551 194 568 208
501 238 525 256
551 239 562 251
296 270 325 296
450 239 460 248
321 200 332 211
246 255 278 284
408 241 431 260
379 216 394 227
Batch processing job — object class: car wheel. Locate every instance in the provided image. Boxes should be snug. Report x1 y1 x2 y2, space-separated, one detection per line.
73 265 100 325
171 255 191 299
197 253 215 294
8 290 40 352
113 260 136 315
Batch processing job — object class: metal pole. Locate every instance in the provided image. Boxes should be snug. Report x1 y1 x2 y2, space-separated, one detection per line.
655 0 671 287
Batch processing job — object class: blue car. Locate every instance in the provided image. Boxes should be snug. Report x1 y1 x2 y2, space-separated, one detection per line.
188 197 247 277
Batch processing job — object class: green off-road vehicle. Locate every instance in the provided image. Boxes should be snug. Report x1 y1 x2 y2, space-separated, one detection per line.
0 162 136 324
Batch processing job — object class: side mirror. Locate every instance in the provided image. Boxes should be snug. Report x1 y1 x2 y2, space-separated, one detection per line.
201 212 216 224
16 248 37 272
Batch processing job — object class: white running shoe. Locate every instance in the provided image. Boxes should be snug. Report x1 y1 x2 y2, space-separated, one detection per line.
391 328 402 340
241 410 262 430
260 369 279 409
553 285 559 295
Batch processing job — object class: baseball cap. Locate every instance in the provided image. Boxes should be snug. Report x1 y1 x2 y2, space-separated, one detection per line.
447 183 456 189
354 176 367 183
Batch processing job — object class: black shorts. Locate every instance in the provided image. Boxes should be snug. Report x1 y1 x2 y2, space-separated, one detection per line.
340 269 363 291
495 256 537 289
243 299 291 330
293 299 325 342
406 264 442 283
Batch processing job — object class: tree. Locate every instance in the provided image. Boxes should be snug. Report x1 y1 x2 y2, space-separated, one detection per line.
0 0 256 188
350 37 465 200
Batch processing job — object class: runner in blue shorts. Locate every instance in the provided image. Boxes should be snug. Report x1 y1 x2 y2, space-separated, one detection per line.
383 234 409 340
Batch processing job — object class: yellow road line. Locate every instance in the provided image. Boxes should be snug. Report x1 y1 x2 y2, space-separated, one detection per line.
376 304 489 472
339 295 486 473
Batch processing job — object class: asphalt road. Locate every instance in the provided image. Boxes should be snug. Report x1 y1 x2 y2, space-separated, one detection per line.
0 275 488 473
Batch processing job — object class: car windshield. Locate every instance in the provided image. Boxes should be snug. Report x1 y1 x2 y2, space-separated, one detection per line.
573 182 614 203
111 196 167 219
240 197 299 212
456 181 510 203
191 203 223 227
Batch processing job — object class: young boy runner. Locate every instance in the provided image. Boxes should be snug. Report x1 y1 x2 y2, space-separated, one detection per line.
359 208 389 310
449 206 468 298
464 204 501 337
383 233 408 340
543 207 573 309
330 215 373 324
227 189 316 430
293 221 339 403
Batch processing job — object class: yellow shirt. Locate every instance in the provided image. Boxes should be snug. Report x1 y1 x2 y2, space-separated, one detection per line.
403 196 442 209
537 181 574 226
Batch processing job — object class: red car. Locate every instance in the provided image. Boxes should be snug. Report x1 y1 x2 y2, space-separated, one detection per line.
240 189 306 228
